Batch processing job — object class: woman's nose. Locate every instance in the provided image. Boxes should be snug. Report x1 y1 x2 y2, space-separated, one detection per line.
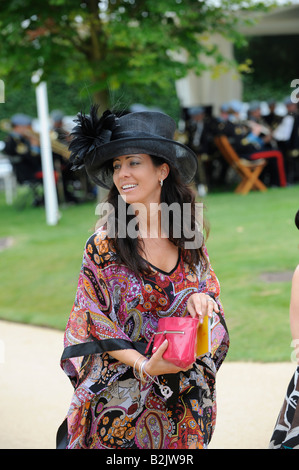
118 162 130 178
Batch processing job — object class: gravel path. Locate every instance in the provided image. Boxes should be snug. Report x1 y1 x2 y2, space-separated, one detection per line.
0 320 295 449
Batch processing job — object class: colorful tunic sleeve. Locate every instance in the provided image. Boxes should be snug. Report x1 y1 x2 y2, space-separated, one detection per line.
60 228 140 410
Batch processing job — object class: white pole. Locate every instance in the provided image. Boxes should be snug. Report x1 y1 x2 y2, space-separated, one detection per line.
35 81 59 225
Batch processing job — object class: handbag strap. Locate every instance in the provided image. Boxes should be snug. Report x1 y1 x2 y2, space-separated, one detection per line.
144 332 155 355
207 293 228 333
216 309 228 333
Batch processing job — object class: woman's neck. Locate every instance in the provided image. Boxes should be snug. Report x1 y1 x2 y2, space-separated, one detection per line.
132 202 164 240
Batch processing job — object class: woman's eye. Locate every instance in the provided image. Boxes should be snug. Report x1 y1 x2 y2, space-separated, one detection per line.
113 160 140 171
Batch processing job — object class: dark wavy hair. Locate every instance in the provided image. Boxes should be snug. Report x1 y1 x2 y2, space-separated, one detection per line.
97 155 209 276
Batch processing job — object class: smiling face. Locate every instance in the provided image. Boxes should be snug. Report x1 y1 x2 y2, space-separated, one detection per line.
112 153 169 206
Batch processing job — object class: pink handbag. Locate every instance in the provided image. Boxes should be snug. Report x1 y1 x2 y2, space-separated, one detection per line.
145 316 200 368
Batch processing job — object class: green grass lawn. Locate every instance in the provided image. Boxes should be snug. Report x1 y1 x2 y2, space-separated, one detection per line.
204 186 299 362
0 184 298 362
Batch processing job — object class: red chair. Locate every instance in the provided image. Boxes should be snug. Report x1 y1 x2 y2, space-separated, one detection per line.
249 150 287 187
214 135 267 194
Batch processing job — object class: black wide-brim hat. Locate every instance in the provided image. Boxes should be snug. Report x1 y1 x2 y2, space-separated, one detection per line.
69 105 198 189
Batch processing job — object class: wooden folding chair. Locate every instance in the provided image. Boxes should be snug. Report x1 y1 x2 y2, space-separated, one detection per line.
214 135 267 195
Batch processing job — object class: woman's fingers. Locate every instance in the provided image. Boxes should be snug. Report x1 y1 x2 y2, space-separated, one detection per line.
152 339 168 356
149 339 195 375
187 293 219 322
187 293 208 319
186 297 197 319
207 297 219 315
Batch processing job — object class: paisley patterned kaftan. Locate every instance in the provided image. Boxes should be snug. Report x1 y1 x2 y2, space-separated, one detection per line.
60 226 229 449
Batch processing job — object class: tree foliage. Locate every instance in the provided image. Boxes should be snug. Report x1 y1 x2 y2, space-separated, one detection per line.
0 0 274 108
235 34 299 102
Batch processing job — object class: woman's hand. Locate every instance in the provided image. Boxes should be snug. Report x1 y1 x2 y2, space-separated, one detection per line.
107 340 191 381
187 292 219 323
144 340 192 377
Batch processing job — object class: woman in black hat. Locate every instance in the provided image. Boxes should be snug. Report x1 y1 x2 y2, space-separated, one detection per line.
58 106 229 449
269 210 299 449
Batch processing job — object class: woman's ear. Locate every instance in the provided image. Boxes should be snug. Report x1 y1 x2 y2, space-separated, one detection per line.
160 163 170 180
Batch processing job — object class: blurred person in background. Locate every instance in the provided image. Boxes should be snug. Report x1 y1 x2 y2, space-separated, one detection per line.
215 100 287 187
51 109 94 203
273 98 299 184
185 106 209 196
263 99 282 130
51 109 71 144
3 113 42 185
